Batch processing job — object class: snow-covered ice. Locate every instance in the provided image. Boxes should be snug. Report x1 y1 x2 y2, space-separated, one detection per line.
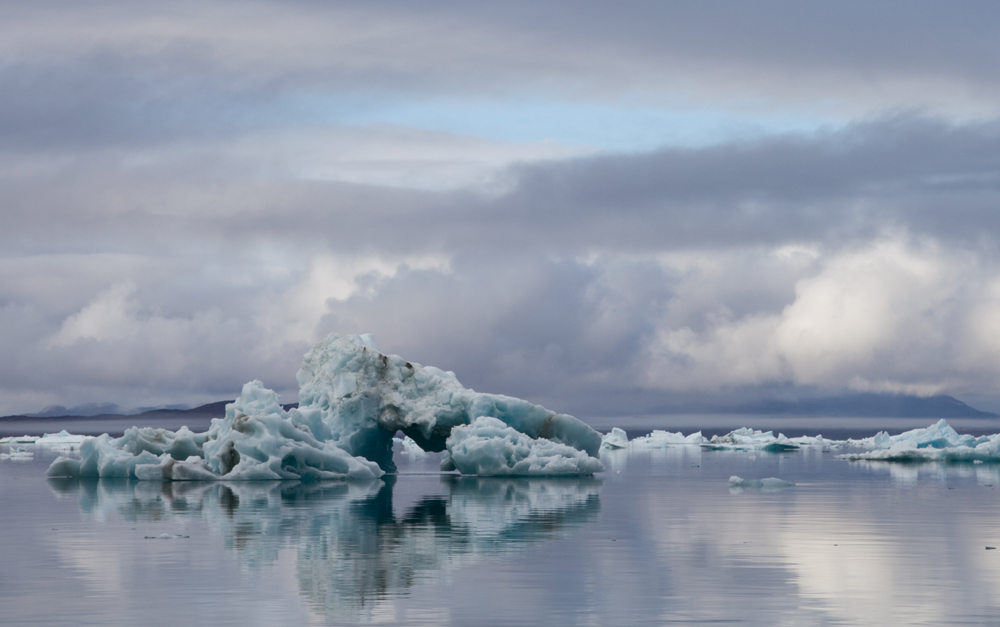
46 333 603 479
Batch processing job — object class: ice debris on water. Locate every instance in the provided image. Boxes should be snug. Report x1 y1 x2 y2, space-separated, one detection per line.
600 418 1000 465
602 426 835 451
0 430 88 452
46 333 603 480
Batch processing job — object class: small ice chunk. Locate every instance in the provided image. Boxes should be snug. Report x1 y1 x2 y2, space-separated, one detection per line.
393 435 429 459
703 428 799 452
446 416 604 476
631 430 707 448
601 428 629 449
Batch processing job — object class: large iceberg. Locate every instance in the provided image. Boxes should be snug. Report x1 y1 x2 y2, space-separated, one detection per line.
292 334 602 472
47 333 604 479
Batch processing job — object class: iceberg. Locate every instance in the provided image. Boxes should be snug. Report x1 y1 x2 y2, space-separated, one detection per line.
47 381 384 481
839 419 1000 463
703 428 801 452
293 334 602 472
47 333 604 479
447 417 604 476
600 426 835 451
601 427 630 449
633 430 707 448
393 435 429 459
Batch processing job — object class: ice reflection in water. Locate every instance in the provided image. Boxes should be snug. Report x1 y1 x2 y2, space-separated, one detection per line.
48 475 601 623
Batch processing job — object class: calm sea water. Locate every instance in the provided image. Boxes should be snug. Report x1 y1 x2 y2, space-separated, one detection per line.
3 418 1000 626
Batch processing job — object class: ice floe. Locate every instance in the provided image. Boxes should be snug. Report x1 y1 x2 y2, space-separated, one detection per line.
45 333 603 479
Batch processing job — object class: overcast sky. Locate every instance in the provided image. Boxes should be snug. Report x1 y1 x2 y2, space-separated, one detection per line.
4 1 1000 415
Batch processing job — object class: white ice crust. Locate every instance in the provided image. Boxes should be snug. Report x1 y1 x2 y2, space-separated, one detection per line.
46 333 604 479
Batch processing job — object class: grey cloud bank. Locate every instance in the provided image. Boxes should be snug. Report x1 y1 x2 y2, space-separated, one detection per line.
3 1 1000 416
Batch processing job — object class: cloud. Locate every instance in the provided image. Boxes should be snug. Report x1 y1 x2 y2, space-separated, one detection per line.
5 2 1000 415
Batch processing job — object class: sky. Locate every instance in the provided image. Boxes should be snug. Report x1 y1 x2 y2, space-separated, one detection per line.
4 0 1000 416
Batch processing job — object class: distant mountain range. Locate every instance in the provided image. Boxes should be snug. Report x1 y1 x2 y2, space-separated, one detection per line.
27 402 194 418
1 392 995 423
729 393 997 418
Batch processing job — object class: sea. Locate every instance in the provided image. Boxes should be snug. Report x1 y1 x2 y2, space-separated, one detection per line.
3 415 1000 626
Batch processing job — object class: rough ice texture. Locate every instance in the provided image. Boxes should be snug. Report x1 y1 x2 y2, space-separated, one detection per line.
46 333 603 479
729 476 795 489
47 381 384 481
294 334 603 472
839 419 1000 463
447 417 604 476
